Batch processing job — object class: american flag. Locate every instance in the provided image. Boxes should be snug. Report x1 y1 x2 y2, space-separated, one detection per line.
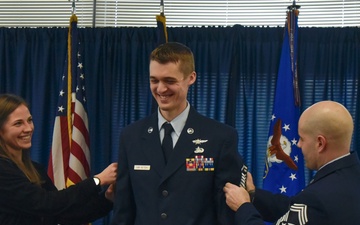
262 6 305 200
48 14 90 190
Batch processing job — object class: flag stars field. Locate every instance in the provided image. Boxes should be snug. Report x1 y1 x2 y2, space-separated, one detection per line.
294 155 299 162
283 124 290 131
279 185 287 193
271 114 276 121
58 106 65 112
289 173 297 181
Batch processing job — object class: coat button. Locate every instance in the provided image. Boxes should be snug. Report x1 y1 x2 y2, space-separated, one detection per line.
161 213 167 219
162 190 168 197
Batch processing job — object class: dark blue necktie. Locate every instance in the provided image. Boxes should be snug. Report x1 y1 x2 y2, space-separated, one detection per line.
162 122 174 164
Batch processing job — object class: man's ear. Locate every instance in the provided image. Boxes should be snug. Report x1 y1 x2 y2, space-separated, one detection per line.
188 71 196 85
317 135 327 153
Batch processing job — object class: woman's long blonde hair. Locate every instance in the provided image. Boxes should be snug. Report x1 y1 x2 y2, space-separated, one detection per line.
0 94 42 185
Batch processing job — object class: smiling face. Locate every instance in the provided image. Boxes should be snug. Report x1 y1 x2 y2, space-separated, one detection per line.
150 60 196 120
0 104 33 157
149 42 196 121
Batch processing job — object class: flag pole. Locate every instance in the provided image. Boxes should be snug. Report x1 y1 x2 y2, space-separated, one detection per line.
152 0 168 113
160 0 164 16
287 0 300 11
49 0 91 191
69 0 79 15
287 0 301 107
156 0 167 43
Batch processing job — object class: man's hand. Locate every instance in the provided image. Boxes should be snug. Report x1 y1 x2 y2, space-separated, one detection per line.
223 182 250 211
246 172 256 193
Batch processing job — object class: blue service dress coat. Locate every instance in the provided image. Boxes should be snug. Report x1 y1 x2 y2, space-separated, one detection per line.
110 107 245 225
234 151 360 225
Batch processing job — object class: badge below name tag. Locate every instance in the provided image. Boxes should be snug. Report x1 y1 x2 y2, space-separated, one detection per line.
134 165 151 170
186 155 214 171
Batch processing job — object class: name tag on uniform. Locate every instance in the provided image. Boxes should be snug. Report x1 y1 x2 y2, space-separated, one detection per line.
134 165 151 170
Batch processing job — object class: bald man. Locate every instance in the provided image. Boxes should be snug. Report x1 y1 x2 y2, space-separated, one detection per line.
223 101 360 225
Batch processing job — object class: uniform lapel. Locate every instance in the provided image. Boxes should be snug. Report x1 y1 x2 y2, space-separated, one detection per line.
141 113 166 176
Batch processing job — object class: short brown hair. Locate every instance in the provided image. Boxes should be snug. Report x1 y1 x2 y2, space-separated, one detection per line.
150 42 195 78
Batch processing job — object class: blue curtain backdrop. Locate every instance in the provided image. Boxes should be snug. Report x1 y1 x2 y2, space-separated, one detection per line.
0 26 359 224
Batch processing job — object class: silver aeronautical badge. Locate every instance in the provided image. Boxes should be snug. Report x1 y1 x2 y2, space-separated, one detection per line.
194 146 204 153
192 139 208 145
148 127 153 133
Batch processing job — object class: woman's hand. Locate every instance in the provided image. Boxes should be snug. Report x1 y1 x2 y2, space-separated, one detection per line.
94 162 118 186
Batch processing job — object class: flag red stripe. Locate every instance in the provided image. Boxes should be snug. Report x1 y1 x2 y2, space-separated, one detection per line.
71 140 90 177
60 116 71 177
73 112 90 147
67 167 83 184
47 153 54 181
